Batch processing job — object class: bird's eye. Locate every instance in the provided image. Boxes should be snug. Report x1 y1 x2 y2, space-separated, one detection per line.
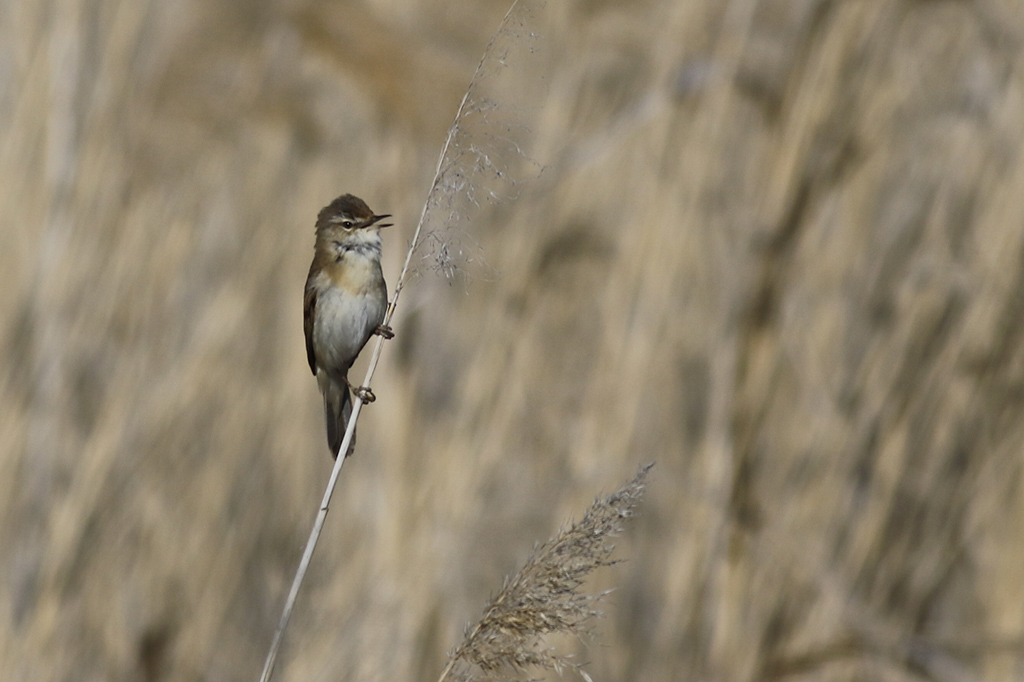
341 220 354 229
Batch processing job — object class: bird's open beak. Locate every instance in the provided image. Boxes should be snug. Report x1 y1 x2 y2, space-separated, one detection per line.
371 214 393 228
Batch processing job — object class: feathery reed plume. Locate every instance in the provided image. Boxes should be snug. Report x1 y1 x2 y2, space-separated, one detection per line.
259 2 548 681
437 464 653 682
408 0 545 285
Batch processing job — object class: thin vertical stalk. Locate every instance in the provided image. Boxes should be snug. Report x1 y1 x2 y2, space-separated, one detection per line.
257 3 524 680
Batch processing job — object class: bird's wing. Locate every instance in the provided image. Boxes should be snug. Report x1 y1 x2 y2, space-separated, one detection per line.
303 278 318 375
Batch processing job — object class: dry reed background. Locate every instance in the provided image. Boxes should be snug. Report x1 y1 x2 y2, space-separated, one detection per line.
3 0 1024 680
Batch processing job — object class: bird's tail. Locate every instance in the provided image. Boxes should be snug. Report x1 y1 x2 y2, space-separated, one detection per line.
322 378 354 459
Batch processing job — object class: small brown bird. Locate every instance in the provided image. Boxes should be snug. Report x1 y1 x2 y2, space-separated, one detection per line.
304 194 393 459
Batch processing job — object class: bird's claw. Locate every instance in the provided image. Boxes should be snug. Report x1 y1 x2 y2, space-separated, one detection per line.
374 324 395 340
353 386 376 403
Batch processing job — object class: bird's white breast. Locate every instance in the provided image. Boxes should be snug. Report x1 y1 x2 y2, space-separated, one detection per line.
313 267 386 375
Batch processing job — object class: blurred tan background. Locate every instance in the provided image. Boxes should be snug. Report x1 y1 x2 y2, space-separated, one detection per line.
4 0 1024 680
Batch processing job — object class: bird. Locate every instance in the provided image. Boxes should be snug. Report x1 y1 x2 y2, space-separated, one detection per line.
303 194 393 459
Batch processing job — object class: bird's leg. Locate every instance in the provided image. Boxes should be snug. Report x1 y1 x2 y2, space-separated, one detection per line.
374 324 395 339
352 384 377 403
344 377 377 404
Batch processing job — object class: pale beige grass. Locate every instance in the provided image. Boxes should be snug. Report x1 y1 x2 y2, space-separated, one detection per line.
4 0 1024 681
